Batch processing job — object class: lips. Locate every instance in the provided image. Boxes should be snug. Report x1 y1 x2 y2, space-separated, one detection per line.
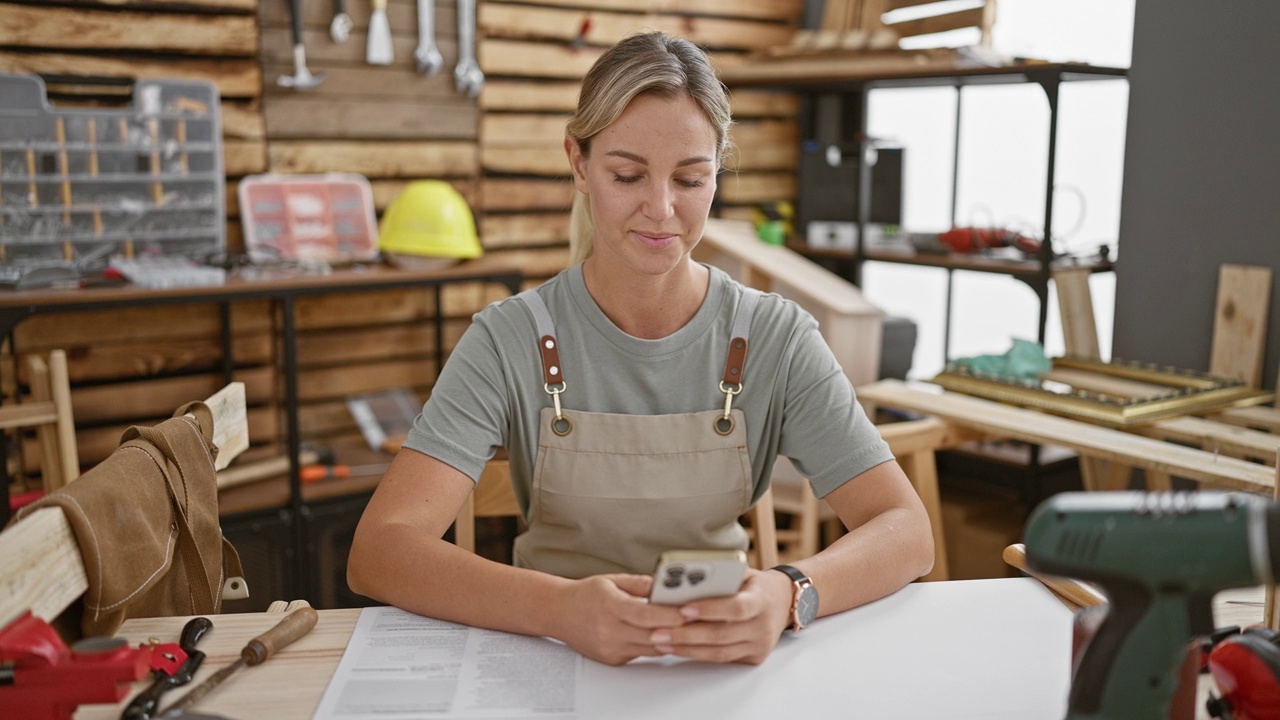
633 231 677 250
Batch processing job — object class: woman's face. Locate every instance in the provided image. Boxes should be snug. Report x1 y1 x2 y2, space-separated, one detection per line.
568 92 719 279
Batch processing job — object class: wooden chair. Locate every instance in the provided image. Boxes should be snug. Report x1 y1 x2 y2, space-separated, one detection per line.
0 384 248 633
4 350 79 494
770 418 951 581
453 458 779 570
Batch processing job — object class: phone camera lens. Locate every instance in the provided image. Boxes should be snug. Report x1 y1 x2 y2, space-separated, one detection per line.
687 569 706 586
663 564 685 588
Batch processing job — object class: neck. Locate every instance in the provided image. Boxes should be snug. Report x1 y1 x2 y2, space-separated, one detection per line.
581 259 709 339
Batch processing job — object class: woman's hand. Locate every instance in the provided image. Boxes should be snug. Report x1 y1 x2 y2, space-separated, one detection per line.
644 568 793 665
555 573 688 666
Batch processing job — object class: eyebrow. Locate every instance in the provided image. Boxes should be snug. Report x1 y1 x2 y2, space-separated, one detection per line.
604 150 713 167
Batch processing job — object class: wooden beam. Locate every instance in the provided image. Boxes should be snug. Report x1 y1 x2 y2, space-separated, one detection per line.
479 3 793 50
0 5 257 55
0 52 261 98
268 140 478 178
480 0 803 22
1210 264 1272 387
479 178 575 212
480 39 604 80
1139 416 1280 465
480 145 571 176
481 80 580 112
717 171 797 204
882 7 991 39
264 96 477 141
857 379 1276 493
1053 268 1100 360
698 219 884 386
225 140 267 176
481 213 571 248
482 114 568 147
69 368 274 425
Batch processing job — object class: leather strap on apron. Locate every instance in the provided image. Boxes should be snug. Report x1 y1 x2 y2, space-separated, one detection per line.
513 287 764 577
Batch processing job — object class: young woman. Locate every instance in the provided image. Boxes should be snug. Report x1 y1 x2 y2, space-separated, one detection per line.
348 32 934 666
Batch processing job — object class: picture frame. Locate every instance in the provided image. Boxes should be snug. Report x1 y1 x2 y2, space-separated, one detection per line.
931 355 1274 427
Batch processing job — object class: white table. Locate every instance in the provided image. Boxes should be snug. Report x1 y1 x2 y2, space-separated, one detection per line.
77 578 1073 719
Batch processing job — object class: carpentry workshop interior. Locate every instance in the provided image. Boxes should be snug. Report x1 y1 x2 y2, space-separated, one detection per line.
0 0 1277 718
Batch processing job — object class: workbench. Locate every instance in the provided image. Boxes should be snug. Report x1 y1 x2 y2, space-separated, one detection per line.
0 263 523 607
857 379 1277 495
75 578 1074 720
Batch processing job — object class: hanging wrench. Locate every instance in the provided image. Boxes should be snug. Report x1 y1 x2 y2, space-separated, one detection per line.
453 0 484 97
330 0 352 44
413 0 443 76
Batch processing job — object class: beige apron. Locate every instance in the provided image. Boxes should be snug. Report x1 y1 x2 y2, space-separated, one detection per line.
512 289 762 578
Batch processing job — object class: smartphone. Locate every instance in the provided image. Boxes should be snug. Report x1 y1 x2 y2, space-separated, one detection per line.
648 549 749 605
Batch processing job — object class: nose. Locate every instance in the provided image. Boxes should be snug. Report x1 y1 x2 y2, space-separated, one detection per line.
642 180 675 222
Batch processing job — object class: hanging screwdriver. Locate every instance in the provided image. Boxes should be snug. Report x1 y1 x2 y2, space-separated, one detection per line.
157 605 319 719
299 462 389 483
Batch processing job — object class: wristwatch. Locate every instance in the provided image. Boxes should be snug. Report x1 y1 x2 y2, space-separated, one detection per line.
771 564 818 632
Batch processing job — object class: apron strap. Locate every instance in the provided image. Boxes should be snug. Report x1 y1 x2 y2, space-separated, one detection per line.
518 289 566 387
721 288 762 387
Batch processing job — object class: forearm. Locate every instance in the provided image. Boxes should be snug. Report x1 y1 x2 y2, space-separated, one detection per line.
348 520 576 639
795 504 934 619
788 461 936 619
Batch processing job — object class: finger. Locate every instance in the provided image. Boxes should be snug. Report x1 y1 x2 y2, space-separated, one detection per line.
604 573 654 598
675 595 753 624
660 640 769 665
650 618 754 649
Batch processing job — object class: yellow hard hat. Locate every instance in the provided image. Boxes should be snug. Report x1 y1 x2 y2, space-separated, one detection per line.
378 181 482 262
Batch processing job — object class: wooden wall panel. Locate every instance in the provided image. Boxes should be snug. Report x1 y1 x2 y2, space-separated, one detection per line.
2 0 801 496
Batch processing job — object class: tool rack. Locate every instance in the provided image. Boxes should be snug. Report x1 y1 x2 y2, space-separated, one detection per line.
0 73 225 283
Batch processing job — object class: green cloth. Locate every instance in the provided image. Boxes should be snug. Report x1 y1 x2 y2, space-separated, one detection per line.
951 339 1051 380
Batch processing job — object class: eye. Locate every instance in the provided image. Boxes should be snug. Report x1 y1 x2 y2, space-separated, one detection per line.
678 178 705 188
613 174 641 184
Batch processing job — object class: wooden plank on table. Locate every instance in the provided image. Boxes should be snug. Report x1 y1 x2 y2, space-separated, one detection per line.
264 96 477 141
225 140 267 176
717 48 962 87
1038 368 1169 400
482 114 568 147
481 80 580 112
717 171 797 204
480 39 603 80
479 178 575 212
489 0 802 22
479 3 793 50
1139 416 1280 465
1053 268 1100 360
480 145 571 176
70 366 275 424
1215 406 1280 435
0 5 257 55
268 141 478 178
1210 264 1272 387
0 52 261 98
0 507 88 630
481 213 571 248
857 379 1276 493
882 6 991 39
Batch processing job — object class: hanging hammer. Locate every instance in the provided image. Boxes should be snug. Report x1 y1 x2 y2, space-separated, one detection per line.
278 0 326 90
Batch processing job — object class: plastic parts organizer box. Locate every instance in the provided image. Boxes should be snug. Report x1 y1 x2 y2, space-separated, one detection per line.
238 173 379 264
0 72 225 276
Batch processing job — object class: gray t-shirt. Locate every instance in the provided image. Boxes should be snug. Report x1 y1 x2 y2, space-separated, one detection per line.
403 263 892 516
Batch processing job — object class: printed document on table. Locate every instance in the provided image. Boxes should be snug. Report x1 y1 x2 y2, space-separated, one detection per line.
313 606 582 719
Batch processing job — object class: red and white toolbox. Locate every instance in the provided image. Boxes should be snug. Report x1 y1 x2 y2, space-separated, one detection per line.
238 173 379 264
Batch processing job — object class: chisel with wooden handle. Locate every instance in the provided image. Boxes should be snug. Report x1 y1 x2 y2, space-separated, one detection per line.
156 606 319 719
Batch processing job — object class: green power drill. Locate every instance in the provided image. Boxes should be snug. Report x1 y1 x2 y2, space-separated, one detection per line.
1024 490 1280 720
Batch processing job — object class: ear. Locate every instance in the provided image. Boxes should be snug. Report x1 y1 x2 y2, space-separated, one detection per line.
564 136 589 195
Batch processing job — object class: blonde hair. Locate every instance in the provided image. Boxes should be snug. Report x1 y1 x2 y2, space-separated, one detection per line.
565 32 734 265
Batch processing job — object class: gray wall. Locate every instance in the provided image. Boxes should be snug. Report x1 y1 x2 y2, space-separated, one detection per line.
1113 1 1280 388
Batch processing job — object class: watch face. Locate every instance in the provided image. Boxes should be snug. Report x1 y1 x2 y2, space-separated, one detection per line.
796 585 819 627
